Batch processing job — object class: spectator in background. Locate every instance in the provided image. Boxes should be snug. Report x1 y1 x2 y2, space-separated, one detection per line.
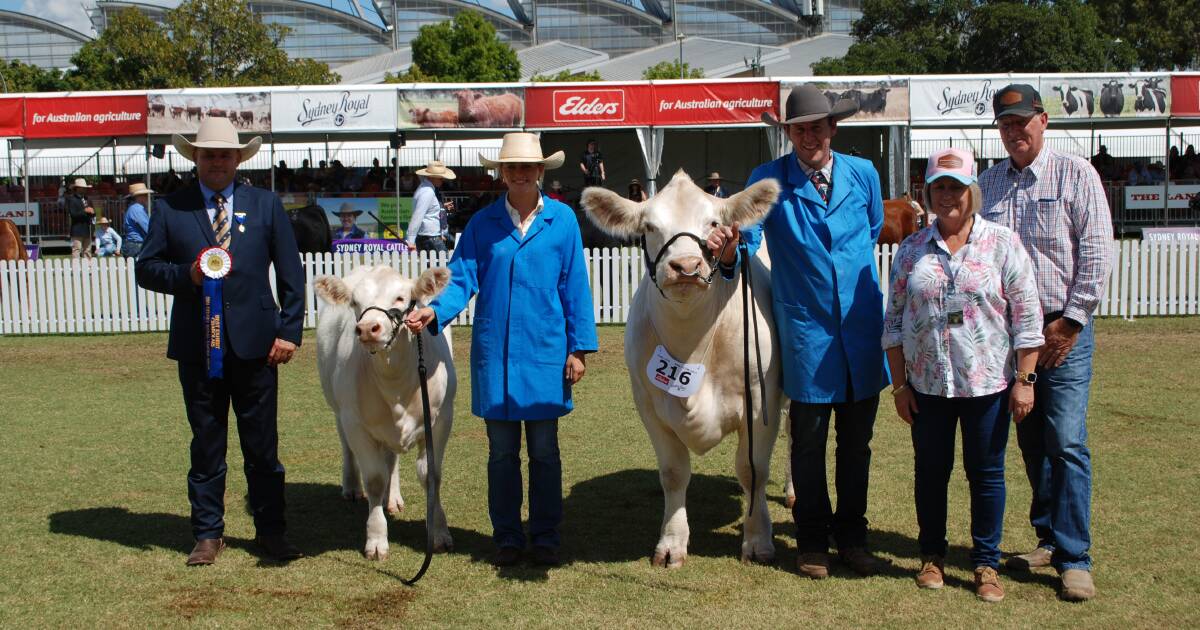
274 160 292 192
704 172 728 198
93 217 123 257
1147 161 1166 184
122 182 154 258
579 139 605 188
66 178 96 259
547 180 567 203
1089 146 1115 181
627 178 648 202
399 169 418 193
367 158 385 185
406 160 456 252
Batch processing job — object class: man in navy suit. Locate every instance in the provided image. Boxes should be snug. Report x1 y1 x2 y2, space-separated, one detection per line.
136 117 306 566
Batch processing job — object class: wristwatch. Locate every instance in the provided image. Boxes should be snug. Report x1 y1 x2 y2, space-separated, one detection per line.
1016 370 1037 385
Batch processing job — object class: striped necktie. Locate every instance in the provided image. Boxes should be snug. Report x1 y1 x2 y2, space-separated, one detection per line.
810 170 830 203
212 193 230 248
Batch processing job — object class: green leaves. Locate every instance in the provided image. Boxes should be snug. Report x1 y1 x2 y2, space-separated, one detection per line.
392 11 520 83
641 61 705 80
530 70 603 82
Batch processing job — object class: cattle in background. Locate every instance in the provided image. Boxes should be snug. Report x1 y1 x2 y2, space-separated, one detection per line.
170 106 186 119
207 108 228 120
878 194 924 246
238 111 255 128
288 203 333 254
825 86 889 115
1052 85 1095 118
0 219 27 261
185 106 202 121
1130 78 1167 114
149 103 166 118
314 265 457 560
452 90 522 127
1099 80 1124 117
408 107 459 127
581 171 783 567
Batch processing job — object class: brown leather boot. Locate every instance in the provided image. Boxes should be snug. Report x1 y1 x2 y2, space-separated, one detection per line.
796 552 830 579
1060 569 1096 602
915 555 944 589
974 566 1005 602
1006 546 1052 570
839 547 884 577
186 538 225 566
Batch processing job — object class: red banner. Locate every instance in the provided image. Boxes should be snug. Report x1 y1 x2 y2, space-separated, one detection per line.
526 85 655 127
24 95 147 138
1171 74 1200 118
650 81 778 126
0 98 22 136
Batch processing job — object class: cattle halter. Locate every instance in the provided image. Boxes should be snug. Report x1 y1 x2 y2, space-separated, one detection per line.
640 230 730 298
355 303 414 352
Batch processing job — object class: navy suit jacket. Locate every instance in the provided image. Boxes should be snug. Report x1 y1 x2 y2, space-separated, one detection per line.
135 182 305 363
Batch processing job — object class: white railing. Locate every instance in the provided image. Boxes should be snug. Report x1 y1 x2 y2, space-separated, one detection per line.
1 241 1198 336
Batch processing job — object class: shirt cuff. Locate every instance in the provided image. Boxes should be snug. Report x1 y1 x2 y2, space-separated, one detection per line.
1061 305 1091 329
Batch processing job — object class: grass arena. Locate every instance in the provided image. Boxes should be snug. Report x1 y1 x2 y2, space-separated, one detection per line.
1 318 1198 627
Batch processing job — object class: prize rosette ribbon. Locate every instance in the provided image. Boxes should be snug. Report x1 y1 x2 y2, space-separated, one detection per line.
198 247 233 379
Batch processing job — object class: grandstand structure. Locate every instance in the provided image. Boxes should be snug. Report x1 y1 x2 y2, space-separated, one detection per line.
1 1 861 77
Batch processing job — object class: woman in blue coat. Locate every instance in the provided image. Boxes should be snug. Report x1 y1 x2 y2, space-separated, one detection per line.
406 133 598 568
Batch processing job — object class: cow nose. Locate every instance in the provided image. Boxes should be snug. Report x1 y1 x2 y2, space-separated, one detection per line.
356 321 383 341
669 256 703 276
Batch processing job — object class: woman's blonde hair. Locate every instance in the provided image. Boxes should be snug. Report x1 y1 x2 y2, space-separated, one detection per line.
923 179 983 218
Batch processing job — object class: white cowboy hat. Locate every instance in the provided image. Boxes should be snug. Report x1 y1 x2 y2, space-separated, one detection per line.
126 182 154 197
414 160 457 180
96 216 111 224
171 116 261 163
71 178 92 189
479 132 565 170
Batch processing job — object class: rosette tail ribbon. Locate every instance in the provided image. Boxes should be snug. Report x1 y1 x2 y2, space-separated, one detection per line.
199 247 233 379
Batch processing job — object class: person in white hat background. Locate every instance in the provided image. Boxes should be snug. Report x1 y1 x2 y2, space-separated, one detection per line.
135 116 306 566
707 83 889 580
703 172 727 199
66 177 96 259
405 160 456 252
121 182 154 258
93 216 123 257
882 147 1043 602
405 132 598 568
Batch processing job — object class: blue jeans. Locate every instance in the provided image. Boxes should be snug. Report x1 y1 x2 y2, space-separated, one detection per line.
912 388 1010 569
485 419 562 550
1016 323 1095 571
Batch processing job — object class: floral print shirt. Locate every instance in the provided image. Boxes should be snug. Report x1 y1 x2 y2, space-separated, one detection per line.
882 216 1044 398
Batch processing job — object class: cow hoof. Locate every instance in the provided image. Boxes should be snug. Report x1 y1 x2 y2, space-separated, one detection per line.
651 548 686 569
341 490 365 502
741 549 776 566
386 500 404 516
364 540 389 561
785 495 796 509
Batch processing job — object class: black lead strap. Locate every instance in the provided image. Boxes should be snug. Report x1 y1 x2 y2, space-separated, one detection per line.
738 241 768 517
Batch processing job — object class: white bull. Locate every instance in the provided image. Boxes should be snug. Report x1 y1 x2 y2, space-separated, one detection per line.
582 171 783 566
314 265 456 560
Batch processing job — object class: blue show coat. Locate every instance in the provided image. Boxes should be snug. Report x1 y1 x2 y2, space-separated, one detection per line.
431 195 598 421
740 152 889 404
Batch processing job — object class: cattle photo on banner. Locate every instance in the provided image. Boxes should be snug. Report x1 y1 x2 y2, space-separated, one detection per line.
781 79 909 123
1039 74 1172 120
271 88 398 133
398 87 525 129
147 91 271 135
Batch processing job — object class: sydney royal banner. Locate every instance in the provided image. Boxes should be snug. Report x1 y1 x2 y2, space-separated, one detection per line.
1040 75 1171 120
0 98 22 136
1170 74 1200 117
24 95 147 138
272 89 398 132
909 77 1012 124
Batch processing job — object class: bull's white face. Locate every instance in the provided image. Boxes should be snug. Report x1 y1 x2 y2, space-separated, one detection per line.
314 265 450 354
581 170 780 301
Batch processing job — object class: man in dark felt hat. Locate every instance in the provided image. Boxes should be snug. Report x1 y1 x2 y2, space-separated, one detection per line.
979 83 1112 602
707 82 889 580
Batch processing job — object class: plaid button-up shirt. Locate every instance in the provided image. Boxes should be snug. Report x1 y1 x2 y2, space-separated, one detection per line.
979 147 1113 325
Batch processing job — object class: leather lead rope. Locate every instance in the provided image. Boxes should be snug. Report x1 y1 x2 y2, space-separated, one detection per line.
738 241 768 517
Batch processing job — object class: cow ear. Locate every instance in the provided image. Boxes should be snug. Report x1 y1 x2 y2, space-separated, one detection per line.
719 178 780 227
314 275 351 305
581 186 644 236
414 267 451 302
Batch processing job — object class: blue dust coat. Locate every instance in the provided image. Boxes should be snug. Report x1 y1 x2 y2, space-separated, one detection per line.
740 152 890 404
431 195 598 420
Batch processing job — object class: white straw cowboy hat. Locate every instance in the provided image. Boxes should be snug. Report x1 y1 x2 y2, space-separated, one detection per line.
96 216 111 224
479 132 565 170
71 178 92 189
762 83 858 126
172 116 262 163
708 172 721 180
126 182 154 197
414 160 457 180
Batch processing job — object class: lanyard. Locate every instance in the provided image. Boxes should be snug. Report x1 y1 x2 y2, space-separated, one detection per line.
933 217 975 297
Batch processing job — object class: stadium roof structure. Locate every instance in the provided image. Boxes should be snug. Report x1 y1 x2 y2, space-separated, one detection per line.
0 9 92 69
759 33 853 77
518 41 609 80
334 47 413 84
586 36 789 81
90 0 388 28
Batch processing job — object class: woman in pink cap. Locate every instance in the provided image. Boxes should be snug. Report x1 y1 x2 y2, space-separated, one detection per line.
881 147 1044 602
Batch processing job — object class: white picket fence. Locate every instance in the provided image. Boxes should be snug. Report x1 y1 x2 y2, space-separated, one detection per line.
1 241 1198 336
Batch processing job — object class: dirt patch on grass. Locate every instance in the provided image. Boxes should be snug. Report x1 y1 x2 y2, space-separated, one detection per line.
337 587 415 629
168 586 248 620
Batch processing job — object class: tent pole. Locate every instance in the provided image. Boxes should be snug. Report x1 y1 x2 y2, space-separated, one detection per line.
269 134 276 193
22 139 30 245
1163 117 1171 226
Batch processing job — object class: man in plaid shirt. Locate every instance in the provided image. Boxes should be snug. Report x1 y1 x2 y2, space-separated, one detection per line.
979 84 1113 602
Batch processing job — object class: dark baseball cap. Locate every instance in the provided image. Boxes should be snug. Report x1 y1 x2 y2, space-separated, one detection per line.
992 84 1044 121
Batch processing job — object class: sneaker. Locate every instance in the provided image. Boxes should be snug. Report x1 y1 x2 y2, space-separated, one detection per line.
974 566 1005 603
1060 569 1096 602
1006 546 1052 570
796 552 830 579
915 556 944 589
838 547 884 577
491 546 521 567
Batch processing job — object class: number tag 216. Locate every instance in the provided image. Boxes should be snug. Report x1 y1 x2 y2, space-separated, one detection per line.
646 345 705 398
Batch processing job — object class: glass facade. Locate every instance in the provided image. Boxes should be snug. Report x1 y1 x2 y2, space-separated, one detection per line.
384 1 531 50
529 1 667 56
0 11 90 70
674 1 801 47
823 0 862 35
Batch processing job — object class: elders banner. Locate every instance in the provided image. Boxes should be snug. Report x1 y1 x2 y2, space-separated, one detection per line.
0 98 22 136
272 88 397 132
1170 74 1200 118
525 82 775 127
24 95 147 138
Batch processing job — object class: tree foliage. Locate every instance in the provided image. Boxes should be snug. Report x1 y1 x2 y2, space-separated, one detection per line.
529 70 603 82
1088 0 1198 70
0 60 70 93
642 61 705 80
812 0 1157 75
391 11 519 83
67 8 180 90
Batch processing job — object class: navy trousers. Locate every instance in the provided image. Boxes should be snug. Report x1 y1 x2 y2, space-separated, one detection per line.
177 354 286 540
485 419 562 550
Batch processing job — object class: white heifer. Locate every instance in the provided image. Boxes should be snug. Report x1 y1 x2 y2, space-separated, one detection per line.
582 171 783 567
314 265 456 560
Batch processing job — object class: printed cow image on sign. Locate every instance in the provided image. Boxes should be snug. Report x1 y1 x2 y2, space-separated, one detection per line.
1040 75 1171 120
783 79 909 123
147 92 271 134
397 87 524 129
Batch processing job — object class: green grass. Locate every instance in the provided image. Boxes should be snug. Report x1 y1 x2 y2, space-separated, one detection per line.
1 318 1198 628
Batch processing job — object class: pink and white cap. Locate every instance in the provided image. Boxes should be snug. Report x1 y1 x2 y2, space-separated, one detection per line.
925 147 977 185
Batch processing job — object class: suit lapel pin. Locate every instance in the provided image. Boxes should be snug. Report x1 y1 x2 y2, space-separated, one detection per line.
234 212 247 233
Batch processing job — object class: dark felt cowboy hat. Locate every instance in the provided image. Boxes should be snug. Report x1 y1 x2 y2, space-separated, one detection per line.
761 83 858 126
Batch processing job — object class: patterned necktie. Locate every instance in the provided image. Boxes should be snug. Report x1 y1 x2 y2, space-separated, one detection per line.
212 193 230 248
810 170 830 203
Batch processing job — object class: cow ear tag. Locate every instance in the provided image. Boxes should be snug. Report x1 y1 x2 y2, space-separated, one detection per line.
647 345 706 398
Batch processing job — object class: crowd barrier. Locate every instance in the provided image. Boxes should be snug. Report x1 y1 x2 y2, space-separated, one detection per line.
1 242 1198 336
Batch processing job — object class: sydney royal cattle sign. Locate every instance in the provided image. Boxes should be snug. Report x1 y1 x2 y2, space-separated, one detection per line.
272 89 398 132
